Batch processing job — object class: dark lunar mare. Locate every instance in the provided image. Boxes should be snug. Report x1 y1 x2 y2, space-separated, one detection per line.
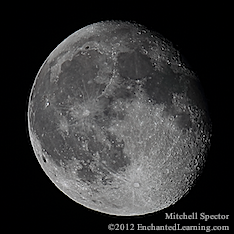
29 45 136 186
30 42 208 184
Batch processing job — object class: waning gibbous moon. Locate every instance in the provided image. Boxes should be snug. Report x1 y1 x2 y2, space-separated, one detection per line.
28 20 212 216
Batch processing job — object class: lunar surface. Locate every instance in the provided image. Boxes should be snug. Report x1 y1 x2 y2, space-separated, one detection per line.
28 21 212 216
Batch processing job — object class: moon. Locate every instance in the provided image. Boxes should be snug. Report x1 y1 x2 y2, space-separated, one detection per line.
27 21 212 216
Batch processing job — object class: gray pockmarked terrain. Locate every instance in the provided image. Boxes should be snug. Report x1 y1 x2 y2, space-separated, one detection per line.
28 21 211 216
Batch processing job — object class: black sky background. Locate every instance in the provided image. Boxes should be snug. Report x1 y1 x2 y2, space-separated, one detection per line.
12 2 230 232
